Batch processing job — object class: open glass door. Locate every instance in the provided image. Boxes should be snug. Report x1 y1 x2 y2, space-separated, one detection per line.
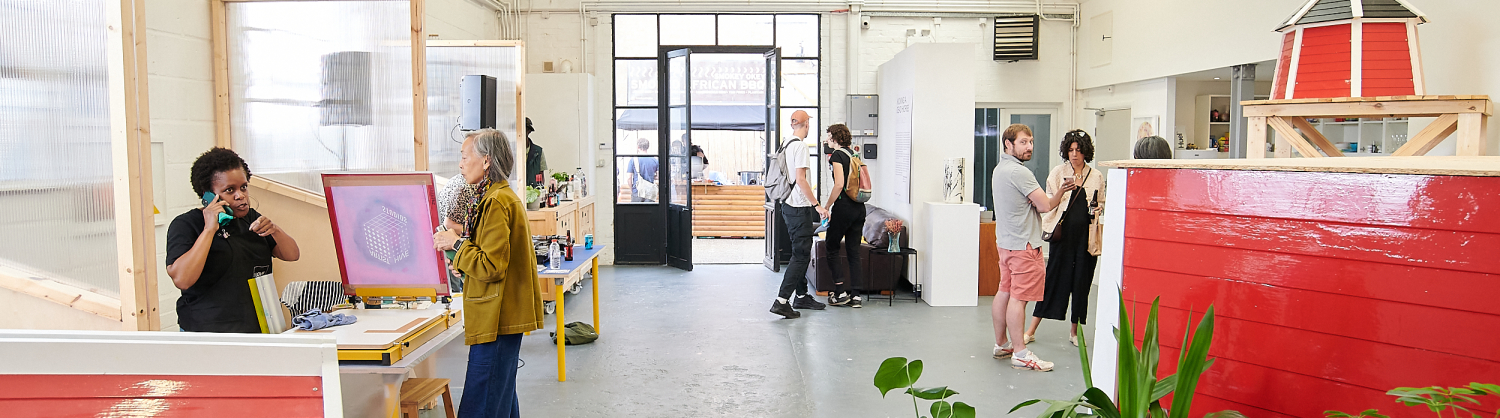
761 48 783 272
663 48 693 270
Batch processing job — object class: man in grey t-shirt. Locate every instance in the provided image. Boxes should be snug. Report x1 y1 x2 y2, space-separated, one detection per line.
990 123 1074 372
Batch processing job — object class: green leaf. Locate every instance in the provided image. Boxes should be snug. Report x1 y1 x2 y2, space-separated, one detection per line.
1169 305 1217 418
1078 330 1094 388
1357 409 1390 418
1082 387 1121 418
1152 374 1177 402
932 401 953 418
1011 399 1044 414
951 401 977 418
1149 400 1167 418
873 357 916 397
1467 383 1500 396
1138 299 1163 414
1325 412 1354 418
1116 292 1143 417
1203 411 1250 418
907 386 958 400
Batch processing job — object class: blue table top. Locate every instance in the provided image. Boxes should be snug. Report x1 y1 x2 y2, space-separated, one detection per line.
538 244 606 277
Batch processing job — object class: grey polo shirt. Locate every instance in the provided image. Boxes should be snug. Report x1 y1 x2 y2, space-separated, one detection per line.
991 153 1044 251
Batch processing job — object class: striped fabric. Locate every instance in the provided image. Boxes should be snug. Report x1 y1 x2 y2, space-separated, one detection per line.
280 281 347 314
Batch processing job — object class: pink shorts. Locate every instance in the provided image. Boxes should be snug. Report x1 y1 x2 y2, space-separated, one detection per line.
998 244 1045 302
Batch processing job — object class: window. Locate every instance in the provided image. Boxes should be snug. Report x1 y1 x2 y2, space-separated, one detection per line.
225 1 416 193
0 0 121 295
611 14 822 204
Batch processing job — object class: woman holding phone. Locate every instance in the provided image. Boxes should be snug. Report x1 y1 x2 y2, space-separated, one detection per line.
1023 130 1103 346
165 147 300 333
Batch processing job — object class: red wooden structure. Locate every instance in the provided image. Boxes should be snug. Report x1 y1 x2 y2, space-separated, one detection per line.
1097 158 1500 417
1270 0 1429 100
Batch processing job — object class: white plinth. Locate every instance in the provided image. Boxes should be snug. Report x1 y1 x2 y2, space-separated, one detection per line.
920 202 980 306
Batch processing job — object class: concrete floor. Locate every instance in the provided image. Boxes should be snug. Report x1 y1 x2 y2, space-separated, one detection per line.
692 238 764 264
433 264 1099 417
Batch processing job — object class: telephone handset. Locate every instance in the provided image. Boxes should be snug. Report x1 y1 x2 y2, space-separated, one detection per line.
201 191 235 226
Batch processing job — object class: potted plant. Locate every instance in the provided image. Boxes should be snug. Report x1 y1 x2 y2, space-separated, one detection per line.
525 185 542 210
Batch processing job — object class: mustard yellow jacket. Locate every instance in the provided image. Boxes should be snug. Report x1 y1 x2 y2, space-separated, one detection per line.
455 182 545 345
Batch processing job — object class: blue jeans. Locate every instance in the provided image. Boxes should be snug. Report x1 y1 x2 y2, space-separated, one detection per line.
459 333 523 418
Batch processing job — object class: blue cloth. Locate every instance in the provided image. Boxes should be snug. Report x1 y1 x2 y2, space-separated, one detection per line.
459 333 523 418
292 309 357 331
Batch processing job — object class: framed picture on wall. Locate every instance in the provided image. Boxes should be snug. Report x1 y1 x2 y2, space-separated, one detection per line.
1132 115 1159 140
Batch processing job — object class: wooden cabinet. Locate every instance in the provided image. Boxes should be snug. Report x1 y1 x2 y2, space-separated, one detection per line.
979 222 999 296
527 195 595 238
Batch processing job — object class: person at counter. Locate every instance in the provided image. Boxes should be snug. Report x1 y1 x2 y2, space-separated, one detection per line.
165 147 300 333
433 129 545 418
526 118 549 187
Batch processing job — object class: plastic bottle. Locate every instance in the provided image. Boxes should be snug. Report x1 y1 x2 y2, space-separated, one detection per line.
548 238 561 269
574 167 587 197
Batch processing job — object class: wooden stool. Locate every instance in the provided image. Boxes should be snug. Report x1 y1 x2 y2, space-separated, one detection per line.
400 378 455 418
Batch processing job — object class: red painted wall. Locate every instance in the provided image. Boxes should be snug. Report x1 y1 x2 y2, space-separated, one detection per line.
1121 168 1500 417
0 374 325 417
1272 32 1296 100
1293 25 1353 99
1362 22 1416 96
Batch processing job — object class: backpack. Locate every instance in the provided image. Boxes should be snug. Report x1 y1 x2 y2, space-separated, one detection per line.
762 138 801 201
550 321 599 345
836 148 873 203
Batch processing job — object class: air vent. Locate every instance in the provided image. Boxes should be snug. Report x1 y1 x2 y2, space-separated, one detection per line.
993 15 1039 61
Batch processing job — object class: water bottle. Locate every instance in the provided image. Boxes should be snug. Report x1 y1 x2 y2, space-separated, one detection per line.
574 167 588 197
548 238 561 269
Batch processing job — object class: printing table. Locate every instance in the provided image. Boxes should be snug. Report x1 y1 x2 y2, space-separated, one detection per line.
537 244 605 382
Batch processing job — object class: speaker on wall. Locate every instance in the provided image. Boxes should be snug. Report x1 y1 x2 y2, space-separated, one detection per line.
460 74 497 130
320 51 372 126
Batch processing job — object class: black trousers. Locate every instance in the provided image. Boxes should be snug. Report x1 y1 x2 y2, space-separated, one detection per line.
777 202 817 299
1033 192 1098 324
826 199 866 295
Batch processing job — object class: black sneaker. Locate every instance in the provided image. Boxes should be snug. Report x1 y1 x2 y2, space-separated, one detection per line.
849 295 863 308
828 292 852 306
770 300 801 319
792 294 826 310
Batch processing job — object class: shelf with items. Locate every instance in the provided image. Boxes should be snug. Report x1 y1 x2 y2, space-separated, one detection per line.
1293 117 1408 155
1194 94 1271 152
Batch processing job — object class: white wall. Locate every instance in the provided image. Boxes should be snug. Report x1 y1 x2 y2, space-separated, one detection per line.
1076 77 1176 165
874 43 976 281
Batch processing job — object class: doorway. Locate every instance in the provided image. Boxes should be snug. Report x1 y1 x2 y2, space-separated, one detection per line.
973 107 1057 208
614 46 782 269
1094 109 1132 174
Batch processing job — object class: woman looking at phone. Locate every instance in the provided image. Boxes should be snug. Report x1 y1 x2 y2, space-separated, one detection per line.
1023 130 1103 346
165 147 300 333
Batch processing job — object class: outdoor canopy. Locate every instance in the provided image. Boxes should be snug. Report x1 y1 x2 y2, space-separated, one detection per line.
616 105 767 131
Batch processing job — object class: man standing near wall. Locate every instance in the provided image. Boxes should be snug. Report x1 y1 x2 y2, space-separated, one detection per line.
770 110 828 319
990 123 1073 371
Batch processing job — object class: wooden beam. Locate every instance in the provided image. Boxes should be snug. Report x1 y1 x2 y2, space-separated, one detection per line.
1246 117 1268 159
427 40 524 47
516 42 527 187
1267 116 1324 158
106 0 160 330
0 271 124 322
1391 113 1459 156
1242 99 1493 118
411 0 429 171
211 0 231 148
1284 117 1346 157
1455 113 1489 156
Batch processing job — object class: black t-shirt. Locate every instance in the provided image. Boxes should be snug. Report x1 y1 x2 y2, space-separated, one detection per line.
166 208 277 333
830 147 863 206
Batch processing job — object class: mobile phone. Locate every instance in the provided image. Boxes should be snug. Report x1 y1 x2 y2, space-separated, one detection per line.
1062 175 1076 184
201 192 234 226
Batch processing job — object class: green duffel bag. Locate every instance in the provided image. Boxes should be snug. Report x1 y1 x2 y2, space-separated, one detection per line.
550 321 598 345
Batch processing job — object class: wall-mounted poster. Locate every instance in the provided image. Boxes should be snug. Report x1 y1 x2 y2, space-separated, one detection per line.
1133 115 1159 140
323 173 450 296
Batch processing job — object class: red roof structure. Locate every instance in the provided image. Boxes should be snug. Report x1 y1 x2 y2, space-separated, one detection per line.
1269 0 1429 100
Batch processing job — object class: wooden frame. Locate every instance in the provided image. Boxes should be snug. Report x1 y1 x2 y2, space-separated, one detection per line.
425 40 528 187
1242 95 1493 158
210 0 430 190
107 0 160 330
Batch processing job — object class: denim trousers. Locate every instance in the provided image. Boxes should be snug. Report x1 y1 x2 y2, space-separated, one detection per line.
459 333 523 418
778 202 817 299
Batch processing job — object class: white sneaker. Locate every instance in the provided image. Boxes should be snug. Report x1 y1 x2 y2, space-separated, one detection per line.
1011 350 1054 372
993 344 1013 359
1069 335 1078 347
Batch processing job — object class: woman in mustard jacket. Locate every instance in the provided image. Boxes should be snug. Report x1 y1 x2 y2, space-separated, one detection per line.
434 128 545 418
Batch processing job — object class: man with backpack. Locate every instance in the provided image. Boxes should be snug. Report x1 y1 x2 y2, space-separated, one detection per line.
768 110 827 319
